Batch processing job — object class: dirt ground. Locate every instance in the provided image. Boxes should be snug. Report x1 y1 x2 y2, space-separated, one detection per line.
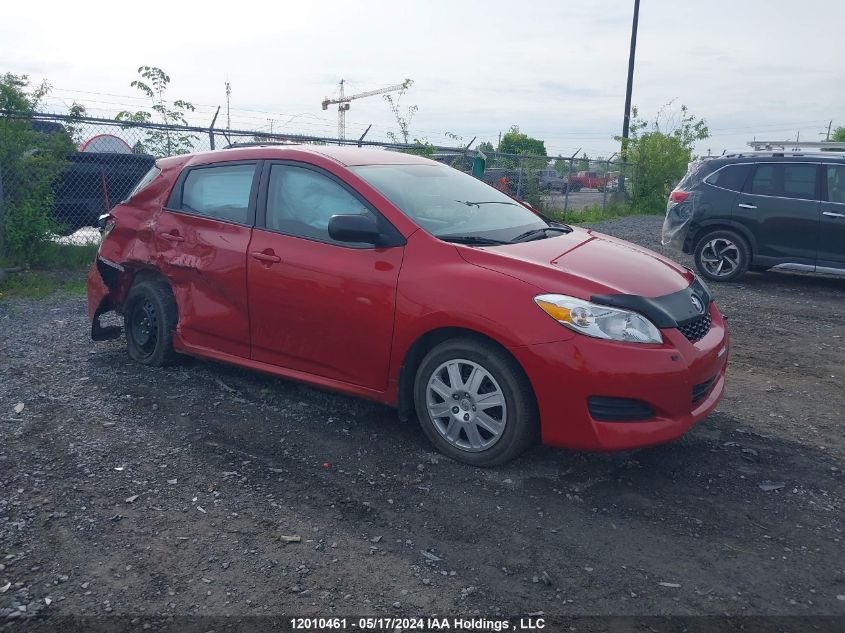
0 215 843 624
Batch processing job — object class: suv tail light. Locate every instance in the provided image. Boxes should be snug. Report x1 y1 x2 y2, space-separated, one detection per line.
669 190 690 204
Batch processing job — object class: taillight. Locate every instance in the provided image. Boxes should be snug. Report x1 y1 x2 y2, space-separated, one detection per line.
669 190 690 204
98 213 116 237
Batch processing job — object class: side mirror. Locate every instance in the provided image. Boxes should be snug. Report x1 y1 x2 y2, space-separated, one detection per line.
328 214 381 244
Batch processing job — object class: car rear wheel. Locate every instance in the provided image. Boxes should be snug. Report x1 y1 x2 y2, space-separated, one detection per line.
413 338 538 467
694 230 750 282
125 278 180 366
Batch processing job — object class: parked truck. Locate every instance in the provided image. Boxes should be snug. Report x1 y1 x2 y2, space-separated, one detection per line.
538 168 571 192
567 171 609 191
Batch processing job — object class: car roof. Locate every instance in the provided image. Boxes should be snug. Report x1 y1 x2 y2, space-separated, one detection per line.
169 144 442 168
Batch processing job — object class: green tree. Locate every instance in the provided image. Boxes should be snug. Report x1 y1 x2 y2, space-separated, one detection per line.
0 74 77 262
831 126 845 143
553 155 570 176
498 126 546 157
476 141 497 168
616 103 709 212
115 66 197 156
575 153 591 172
477 141 495 155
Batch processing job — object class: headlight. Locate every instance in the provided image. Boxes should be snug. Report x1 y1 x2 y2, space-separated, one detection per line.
534 294 663 344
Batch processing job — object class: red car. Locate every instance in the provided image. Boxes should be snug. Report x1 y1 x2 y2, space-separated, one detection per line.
88 146 729 466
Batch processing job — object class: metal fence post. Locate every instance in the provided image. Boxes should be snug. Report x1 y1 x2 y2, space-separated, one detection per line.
602 159 609 212
517 156 524 199
563 157 575 220
208 106 220 151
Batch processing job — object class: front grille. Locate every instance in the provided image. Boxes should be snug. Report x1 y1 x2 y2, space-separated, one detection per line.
588 396 655 422
677 312 712 342
692 375 717 404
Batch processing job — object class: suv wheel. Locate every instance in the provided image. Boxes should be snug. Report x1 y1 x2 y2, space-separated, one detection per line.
413 338 538 467
125 278 180 366
694 230 750 282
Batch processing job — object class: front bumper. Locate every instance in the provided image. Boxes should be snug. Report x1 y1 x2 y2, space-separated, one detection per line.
511 304 729 451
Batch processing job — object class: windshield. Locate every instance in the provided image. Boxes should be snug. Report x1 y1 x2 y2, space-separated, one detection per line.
352 164 550 242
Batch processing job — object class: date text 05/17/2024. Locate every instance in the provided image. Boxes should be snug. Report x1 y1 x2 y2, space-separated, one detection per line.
289 616 547 631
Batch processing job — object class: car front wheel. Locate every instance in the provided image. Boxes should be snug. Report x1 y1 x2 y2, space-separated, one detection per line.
413 338 538 467
694 230 750 282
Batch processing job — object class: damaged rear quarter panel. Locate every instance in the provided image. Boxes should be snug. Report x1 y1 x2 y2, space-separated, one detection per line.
90 157 189 316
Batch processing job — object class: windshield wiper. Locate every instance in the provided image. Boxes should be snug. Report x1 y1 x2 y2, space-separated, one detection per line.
439 235 511 246
511 225 572 243
454 200 519 207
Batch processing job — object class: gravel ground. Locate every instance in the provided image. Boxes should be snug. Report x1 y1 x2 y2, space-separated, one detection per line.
0 215 843 623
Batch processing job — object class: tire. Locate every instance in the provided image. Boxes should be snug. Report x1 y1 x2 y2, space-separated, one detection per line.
694 230 750 282
124 278 180 366
413 337 538 467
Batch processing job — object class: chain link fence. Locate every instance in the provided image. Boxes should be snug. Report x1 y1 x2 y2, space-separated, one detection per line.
443 151 637 221
0 111 635 249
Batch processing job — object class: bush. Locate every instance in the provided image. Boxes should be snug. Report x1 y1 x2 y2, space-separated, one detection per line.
0 73 77 264
618 103 709 213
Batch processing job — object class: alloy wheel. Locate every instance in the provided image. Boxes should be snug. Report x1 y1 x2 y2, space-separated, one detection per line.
700 238 740 277
426 359 507 452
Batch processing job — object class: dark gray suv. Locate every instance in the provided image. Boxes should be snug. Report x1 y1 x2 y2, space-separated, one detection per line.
662 152 845 281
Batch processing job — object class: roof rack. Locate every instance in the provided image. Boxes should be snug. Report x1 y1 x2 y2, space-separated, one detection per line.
748 140 845 151
720 149 845 158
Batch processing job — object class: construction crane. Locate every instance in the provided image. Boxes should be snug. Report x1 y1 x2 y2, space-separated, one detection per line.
322 78 412 140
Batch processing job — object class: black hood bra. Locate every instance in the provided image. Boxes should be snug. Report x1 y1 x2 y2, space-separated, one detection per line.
591 276 713 329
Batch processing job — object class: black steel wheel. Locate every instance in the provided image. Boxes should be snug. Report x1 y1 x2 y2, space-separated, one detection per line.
125 278 180 366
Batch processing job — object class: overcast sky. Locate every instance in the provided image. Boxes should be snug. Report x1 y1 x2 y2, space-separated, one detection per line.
3 0 843 156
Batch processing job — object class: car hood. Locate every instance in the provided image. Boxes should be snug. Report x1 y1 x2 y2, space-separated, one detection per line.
457 226 694 298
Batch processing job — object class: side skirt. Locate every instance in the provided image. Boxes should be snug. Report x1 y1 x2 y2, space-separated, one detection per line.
173 336 394 407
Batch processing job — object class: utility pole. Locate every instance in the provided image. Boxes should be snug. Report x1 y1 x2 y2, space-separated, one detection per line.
618 0 640 199
824 120 833 141
621 0 641 149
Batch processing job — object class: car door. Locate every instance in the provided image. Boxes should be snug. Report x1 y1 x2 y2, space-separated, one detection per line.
155 160 260 358
246 161 405 391
732 162 820 265
819 164 845 270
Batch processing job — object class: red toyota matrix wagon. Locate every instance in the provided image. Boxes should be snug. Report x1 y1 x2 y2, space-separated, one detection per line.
88 146 729 466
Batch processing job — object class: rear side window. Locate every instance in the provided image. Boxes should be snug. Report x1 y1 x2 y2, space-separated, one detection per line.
783 164 817 199
126 166 161 200
180 164 256 224
749 163 818 200
827 165 845 203
705 164 751 191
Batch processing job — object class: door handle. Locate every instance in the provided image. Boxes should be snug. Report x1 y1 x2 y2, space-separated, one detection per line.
159 232 185 243
250 251 281 264
822 211 845 218
737 203 757 209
